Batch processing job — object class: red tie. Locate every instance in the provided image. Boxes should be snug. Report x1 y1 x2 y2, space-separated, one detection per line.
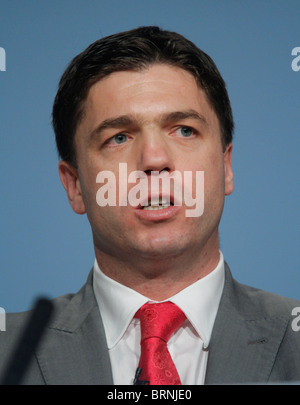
134 302 186 385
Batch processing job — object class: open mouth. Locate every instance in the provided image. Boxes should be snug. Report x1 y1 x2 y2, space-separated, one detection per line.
134 194 180 221
141 196 174 210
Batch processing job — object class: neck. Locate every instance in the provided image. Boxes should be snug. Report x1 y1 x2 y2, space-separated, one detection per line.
94 235 220 301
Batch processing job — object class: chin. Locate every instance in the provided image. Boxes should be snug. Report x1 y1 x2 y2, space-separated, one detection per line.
132 231 188 258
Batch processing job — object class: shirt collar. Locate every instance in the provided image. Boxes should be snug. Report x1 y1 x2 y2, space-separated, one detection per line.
93 263 149 349
93 251 225 349
169 252 224 348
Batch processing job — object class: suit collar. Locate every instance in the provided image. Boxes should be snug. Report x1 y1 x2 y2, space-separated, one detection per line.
205 264 290 384
48 270 96 333
36 270 114 384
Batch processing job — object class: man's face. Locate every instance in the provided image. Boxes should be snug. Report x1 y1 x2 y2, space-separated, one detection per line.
59 64 233 269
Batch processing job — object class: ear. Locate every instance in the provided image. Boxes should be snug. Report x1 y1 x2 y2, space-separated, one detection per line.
58 161 86 215
224 143 234 196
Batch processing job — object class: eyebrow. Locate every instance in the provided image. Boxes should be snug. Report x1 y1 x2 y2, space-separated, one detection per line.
88 109 208 140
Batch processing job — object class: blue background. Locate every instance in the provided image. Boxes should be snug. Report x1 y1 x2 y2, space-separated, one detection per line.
1 0 299 312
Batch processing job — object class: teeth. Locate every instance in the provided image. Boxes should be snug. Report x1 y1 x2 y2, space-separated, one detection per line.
150 197 160 205
143 205 170 210
160 196 169 205
143 197 171 208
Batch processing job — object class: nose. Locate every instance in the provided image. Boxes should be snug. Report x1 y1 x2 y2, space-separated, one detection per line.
137 130 175 175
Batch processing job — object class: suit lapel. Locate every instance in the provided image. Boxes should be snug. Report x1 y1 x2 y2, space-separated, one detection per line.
205 264 290 384
36 271 113 384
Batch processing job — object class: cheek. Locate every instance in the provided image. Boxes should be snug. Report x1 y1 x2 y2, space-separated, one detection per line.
183 149 224 185
201 152 226 205
205 163 225 194
79 168 103 217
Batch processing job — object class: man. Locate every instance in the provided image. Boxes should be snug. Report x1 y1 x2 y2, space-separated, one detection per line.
1 26 300 385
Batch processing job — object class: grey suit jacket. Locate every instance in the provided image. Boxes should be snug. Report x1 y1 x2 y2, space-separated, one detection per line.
1 264 300 385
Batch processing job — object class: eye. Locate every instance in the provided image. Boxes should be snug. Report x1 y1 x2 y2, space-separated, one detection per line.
110 133 128 145
175 126 195 138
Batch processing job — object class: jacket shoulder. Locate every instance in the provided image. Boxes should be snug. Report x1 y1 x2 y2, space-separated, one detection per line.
229 273 300 319
0 293 75 384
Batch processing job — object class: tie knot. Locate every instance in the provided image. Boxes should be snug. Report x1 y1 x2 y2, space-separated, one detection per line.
135 302 186 343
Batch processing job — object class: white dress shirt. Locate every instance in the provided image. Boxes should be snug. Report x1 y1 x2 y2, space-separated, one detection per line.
93 251 225 385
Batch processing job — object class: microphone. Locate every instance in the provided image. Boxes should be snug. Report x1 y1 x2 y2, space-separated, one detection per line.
133 367 150 385
0 297 53 385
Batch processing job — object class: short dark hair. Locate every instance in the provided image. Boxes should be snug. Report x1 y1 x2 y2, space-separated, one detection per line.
52 26 234 166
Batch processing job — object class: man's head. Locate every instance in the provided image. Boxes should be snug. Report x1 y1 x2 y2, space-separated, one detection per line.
53 26 234 290
52 26 234 167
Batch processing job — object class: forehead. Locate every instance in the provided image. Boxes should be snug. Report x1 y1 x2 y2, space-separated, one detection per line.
87 64 199 107
77 64 219 136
